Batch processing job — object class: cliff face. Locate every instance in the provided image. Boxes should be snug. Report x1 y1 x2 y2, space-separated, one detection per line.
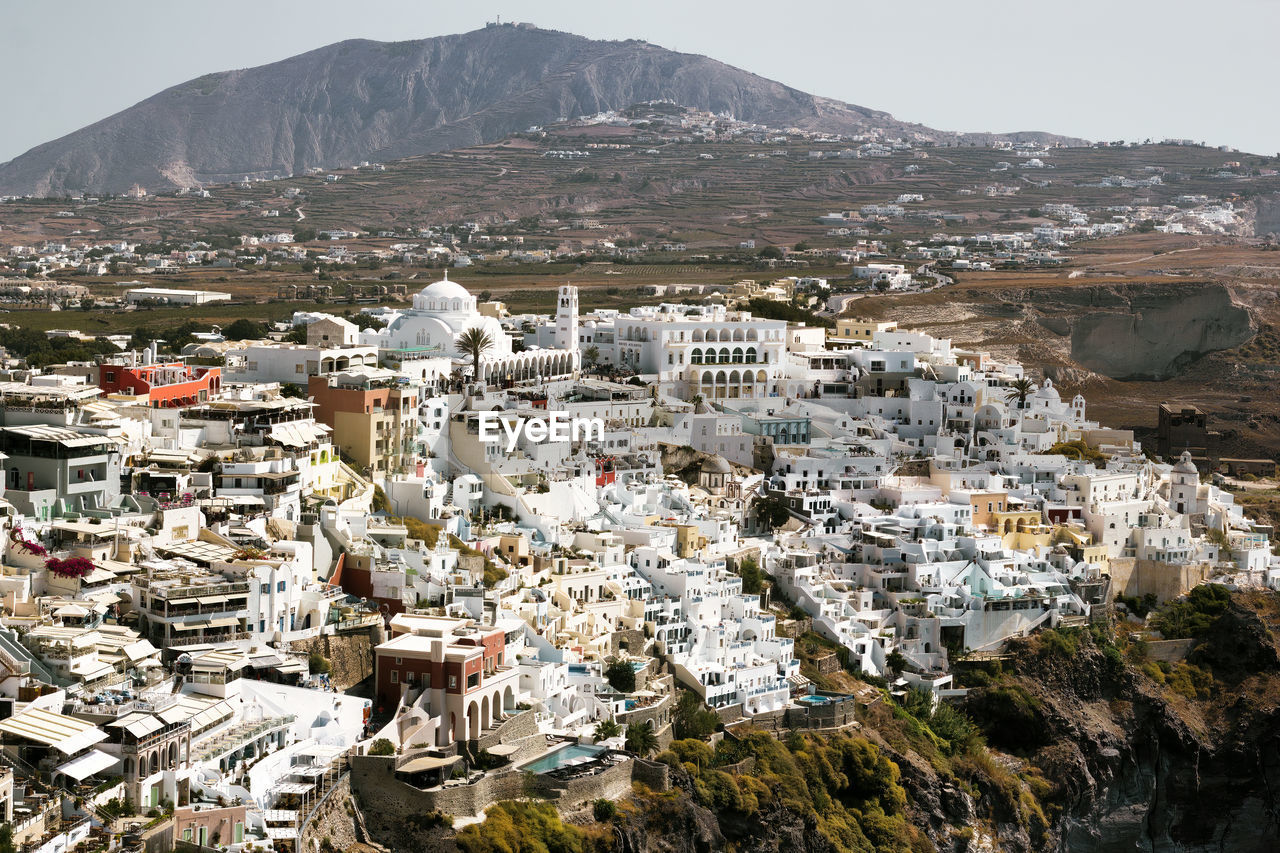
608 592 1280 853
0 24 1083 196
1024 594 1280 851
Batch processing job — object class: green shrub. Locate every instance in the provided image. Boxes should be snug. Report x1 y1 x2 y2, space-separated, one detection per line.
592 799 616 822
368 738 395 756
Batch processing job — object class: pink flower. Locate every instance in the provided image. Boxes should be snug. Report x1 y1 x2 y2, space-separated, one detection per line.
45 557 96 579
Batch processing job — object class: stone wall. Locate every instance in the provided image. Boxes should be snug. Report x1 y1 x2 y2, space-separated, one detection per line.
728 696 860 734
610 628 646 658
300 775 359 853
630 758 671 793
140 818 174 853
352 750 667 833
715 756 756 776
352 754 528 820
290 630 375 690
1108 558 1214 604
1144 638 1197 664
475 708 538 751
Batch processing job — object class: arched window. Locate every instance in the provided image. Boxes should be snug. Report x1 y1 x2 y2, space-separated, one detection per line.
718 347 730 364
745 347 757 363
690 348 703 364
732 347 744 364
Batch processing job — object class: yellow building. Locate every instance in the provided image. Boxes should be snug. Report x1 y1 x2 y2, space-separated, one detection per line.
831 318 898 344
991 510 1051 550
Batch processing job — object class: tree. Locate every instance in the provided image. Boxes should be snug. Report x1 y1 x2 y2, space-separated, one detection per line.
737 557 763 595
280 382 306 399
456 327 494 381
593 719 621 742
223 318 267 341
624 720 658 757
672 690 720 740
582 345 600 369
752 494 792 531
1004 377 1035 410
757 245 783 260
368 738 395 756
886 650 909 673
793 241 811 252
604 659 636 693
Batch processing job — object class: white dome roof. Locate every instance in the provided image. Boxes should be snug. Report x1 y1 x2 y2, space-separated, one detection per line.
420 274 471 302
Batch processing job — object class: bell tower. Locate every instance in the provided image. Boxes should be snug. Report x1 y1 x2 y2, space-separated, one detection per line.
555 284 579 351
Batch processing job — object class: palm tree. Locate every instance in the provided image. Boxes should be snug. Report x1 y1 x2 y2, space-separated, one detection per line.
624 720 658 757
593 719 621 742
456 327 494 382
1004 377 1035 410
582 345 600 370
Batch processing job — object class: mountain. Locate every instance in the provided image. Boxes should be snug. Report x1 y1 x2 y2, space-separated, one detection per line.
0 24 1084 196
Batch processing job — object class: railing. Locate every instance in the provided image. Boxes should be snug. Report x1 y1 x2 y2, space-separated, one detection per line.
167 631 253 648
190 715 295 763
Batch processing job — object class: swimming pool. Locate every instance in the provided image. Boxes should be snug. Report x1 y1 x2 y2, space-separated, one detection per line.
795 694 831 706
521 743 606 774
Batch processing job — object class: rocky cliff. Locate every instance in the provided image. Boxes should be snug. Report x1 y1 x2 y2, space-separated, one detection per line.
0 24 1084 196
394 591 1280 853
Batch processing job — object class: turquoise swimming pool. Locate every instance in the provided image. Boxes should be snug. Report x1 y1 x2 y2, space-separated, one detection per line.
521 743 606 774
795 694 831 705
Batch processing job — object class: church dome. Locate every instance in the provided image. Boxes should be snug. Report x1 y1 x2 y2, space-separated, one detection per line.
700 455 731 475
1035 378 1060 400
421 277 472 301
410 270 476 313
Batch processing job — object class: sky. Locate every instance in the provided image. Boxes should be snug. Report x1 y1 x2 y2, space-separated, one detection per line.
2 0 1276 163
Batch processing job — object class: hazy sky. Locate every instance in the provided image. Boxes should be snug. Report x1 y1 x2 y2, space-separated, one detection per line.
3 0 1276 162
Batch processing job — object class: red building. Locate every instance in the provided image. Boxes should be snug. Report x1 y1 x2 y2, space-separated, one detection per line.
99 362 221 408
374 613 520 743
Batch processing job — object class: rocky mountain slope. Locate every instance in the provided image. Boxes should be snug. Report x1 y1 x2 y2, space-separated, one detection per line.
348 590 1280 853
0 23 1083 196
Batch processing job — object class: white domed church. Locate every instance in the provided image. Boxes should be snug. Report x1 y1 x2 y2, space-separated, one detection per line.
361 273 579 384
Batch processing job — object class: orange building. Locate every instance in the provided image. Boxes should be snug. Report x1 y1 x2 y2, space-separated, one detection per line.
99 362 221 408
308 373 417 474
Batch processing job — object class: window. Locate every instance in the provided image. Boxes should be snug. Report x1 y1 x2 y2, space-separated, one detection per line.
395 657 402 665
448 674 458 689
390 670 398 684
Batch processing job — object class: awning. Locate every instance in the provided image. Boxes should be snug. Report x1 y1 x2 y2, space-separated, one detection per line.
205 617 241 629
290 765 329 778
55 749 117 781
122 639 159 661
230 495 265 506
398 754 461 774
108 713 163 739
273 782 313 794
265 828 299 840
486 743 519 757
197 596 226 606
172 621 208 631
0 707 109 754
